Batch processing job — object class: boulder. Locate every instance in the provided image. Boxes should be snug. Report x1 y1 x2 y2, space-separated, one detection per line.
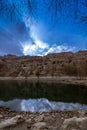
0 115 25 129
32 122 46 130
62 117 87 130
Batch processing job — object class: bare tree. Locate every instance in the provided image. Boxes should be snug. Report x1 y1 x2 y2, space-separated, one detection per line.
45 0 87 22
80 0 87 22
46 0 78 17
0 0 87 22
78 60 87 78
0 0 37 21
35 70 40 79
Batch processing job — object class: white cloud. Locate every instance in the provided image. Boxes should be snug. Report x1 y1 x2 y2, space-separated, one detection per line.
44 45 76 55
21 18 76 56
22 43 37 55
29 23 49 49
22 41 76 56
21 42 48 56
21 19 49 56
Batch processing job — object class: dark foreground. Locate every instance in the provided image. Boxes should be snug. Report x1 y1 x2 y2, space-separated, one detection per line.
0 107 87 130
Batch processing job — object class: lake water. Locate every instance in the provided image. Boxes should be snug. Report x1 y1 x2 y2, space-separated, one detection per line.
0 80 87 112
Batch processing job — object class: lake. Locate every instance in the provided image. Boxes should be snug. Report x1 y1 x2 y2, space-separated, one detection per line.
0 80 87 112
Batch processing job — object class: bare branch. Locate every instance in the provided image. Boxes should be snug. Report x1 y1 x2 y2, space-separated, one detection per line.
0 0 37 21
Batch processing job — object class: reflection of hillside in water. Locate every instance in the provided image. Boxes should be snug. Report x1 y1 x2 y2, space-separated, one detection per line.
0 80 87 105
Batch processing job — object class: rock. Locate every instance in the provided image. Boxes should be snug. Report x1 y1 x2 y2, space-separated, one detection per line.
0 115 25 129
62 117 87 130
26 118 35 125
0 115 3 118
26 118 32 123
32 122 46 130
34 114 44 122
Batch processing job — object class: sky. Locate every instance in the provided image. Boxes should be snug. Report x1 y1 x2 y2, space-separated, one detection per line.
0 0 87 56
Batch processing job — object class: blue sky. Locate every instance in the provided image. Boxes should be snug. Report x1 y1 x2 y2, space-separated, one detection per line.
0 0 87 56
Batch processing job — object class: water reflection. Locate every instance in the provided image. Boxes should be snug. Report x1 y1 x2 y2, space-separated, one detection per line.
0 98 87 112
0 80 87 111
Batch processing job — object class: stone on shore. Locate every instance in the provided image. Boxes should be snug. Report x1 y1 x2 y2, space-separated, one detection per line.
0 115 3 118
62 117 87 130
32 122 46 130
0 115 25 129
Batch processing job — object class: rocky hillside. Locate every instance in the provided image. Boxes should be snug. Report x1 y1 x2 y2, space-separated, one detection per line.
0 51 87 77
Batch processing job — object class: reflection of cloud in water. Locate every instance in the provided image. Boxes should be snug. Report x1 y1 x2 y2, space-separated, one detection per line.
0 99 22 111
0 98 87 112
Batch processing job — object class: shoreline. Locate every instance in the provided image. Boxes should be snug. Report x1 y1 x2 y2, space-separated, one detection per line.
0 76 87 86
0 107 87 130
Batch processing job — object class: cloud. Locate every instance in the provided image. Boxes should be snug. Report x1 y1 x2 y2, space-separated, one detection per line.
21 41 48 56
22 41 76 56
22 42 38 55
44 45 76 55
21 19 76 56
21 19 49 55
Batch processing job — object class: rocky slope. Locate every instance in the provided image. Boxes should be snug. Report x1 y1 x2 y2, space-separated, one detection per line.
0 50 87 77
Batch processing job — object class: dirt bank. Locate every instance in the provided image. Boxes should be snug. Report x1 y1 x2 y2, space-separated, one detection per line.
0 76 87 86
